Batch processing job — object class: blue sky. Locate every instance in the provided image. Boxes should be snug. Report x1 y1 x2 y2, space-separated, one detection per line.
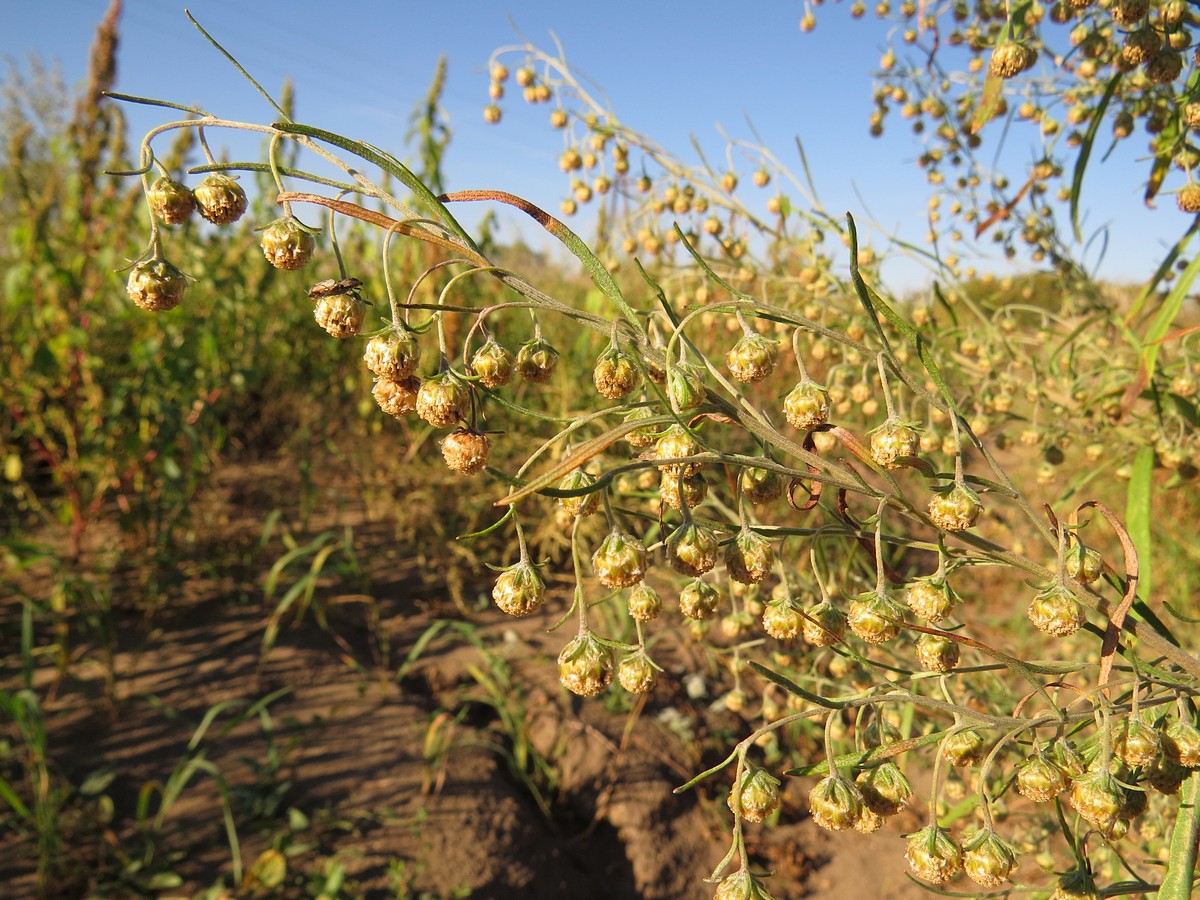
10 0 1192 291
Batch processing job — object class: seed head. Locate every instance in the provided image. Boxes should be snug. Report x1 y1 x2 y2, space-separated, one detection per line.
147 177 195 225
557 632 614 697
869 419 920 467
679 578 722 620
856 761 912 816
558 468 601 517
617 652 658 693
905 824 963 884
192 174 248 225
591 530 648 588
492 559 546 616
1163 719 1200 767
515 337 559 383
666 522 720 576
783 381 831 430
1016 755 1068 802
928 482 983 531
627 582 662 622
260 217 316 270
962 828 1019 887
313 291 366 339
739 466 783 505
1178 184 1200 214
847 589 905 644
371 375 420 419
725 529 775 585
905 577 958 623
440 428 492 475
1113 718 1160 768
989 41 1037 78
1068 769 1126 833
1027 583 1085 636
415 373 469 427
593 348 642 399
728 767 782 823
761 596 805 640
916 632 961 672
808 774 864 831
654 425 702 476
126 257 187 312
364 328 421 381
726 333 779 384
659 469 708 511
801 600 846 646
944 728 987 766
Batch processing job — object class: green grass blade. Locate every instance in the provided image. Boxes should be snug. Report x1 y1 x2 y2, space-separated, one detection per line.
1069 73 1121 242
1158 774 1200 900
1126 446 1155 603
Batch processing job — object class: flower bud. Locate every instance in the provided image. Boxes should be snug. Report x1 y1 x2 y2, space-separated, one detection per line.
147 176 195 225
659 469 708 511
516 336 559 383
726 333 779 384
557 632 614 697
725 529 774 585
440 428 492 475
470 337 515 388
666 522 720 576
808 774 863 831
492 559 546 616
679 578 721 620
364 328 421 381
593 347 642 399
667 361 707 411
728 767 781 822
192 173 248 225
783 380 831 430
928 482 982 531
415 373 469 427
1113 717 1160 768
617 652 658 693
592 530 648 588
905 824 963 884
1065 543 1103 585
260 217 316 270
126 257 187 312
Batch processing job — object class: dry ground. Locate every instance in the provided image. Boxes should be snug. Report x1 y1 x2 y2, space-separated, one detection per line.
1 457 936 899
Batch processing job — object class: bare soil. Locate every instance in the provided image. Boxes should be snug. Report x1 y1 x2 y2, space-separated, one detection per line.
1 457 932 900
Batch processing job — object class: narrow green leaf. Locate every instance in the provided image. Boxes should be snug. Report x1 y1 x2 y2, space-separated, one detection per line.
1127 446 1155 603
1070 73 1122 242
1158 774 1200 900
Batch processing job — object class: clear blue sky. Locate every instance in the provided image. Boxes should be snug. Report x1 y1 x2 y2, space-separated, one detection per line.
9 0 1190 291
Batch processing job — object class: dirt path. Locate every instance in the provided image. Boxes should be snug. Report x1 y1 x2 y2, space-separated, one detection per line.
1 459 931 899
